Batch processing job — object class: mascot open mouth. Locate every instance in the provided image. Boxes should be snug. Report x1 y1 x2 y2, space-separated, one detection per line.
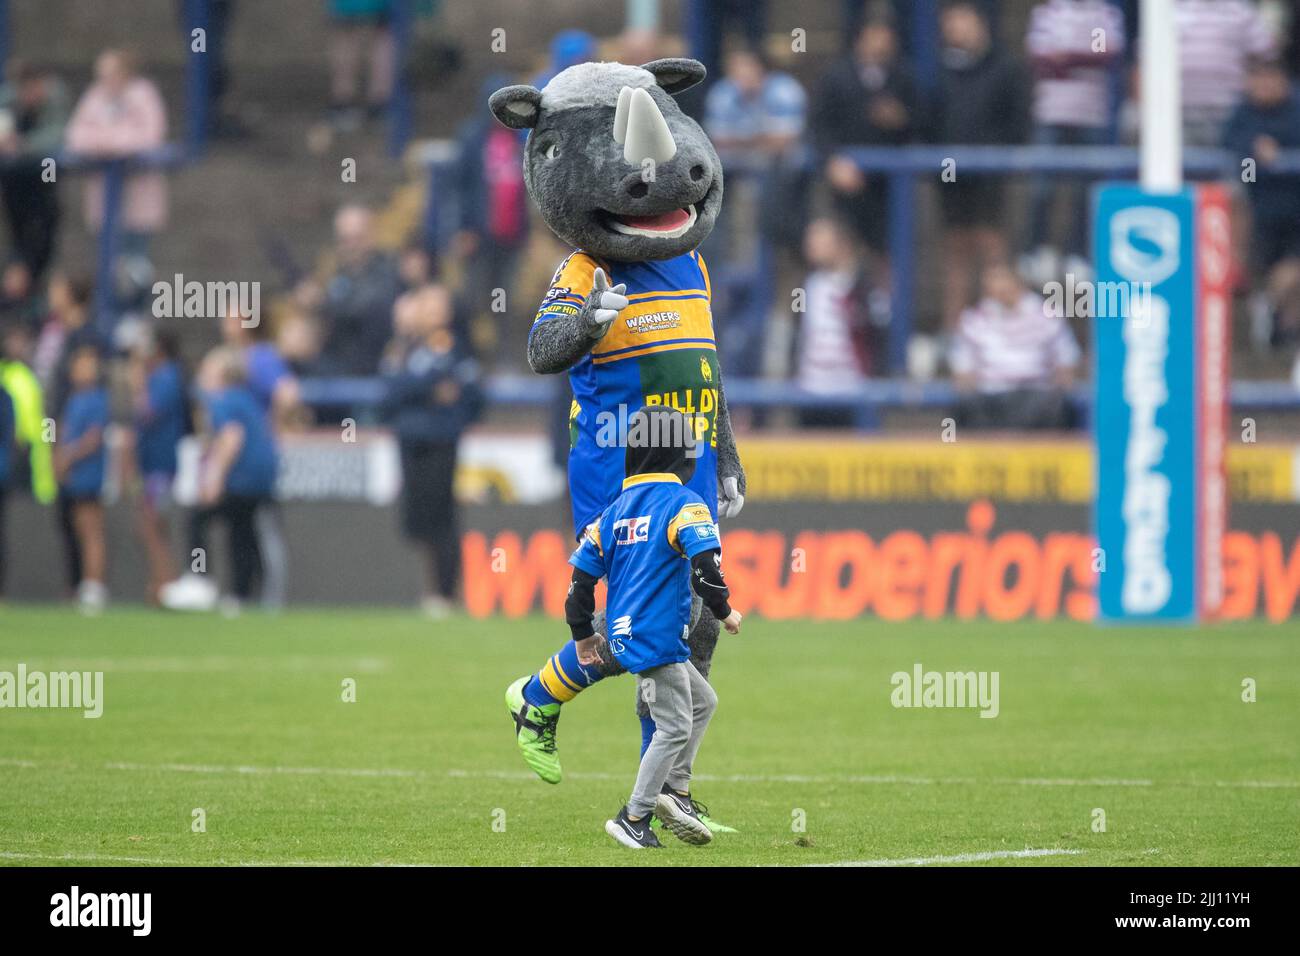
604 204 698 239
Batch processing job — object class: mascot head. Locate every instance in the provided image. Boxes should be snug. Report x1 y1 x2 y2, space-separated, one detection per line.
489 58 723 262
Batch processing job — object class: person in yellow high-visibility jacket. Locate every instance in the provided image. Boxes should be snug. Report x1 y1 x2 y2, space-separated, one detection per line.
1 327 57 504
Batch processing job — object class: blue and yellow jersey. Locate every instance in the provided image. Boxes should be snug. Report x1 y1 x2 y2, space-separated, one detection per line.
532 250 720 534
570 473 720 674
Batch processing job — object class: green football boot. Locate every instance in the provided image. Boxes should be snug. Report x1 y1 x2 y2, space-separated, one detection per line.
649 794 737 834
505 676 562 784
692 797 739 834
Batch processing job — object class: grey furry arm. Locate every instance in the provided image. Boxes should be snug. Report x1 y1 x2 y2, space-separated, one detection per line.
714 367 746 494
526 274 626 374
527 313 596 374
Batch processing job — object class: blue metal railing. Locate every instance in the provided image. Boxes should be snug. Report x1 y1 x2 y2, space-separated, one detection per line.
182 0 212 155
388 0 415 158
298 373 1300 431
58 146 189 334
843 144 1300 375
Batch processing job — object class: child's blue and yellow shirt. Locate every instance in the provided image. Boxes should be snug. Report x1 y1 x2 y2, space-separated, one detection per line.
532 250 721 535
569 472 720 674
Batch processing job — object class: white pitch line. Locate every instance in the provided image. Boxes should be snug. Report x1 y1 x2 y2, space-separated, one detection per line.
3 759 1297 790
0 847 1085 869
812 848 1086 867
451 767 1298 790
103 760 428 779
0 851 414 868
0 656 389 673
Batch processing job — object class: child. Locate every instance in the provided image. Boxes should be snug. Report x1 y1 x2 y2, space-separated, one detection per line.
160 347 278 613
129 328 188 603
54 345 109 613
564 405 742 849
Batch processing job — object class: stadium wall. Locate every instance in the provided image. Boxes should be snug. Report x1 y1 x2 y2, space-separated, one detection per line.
7 435 1300 620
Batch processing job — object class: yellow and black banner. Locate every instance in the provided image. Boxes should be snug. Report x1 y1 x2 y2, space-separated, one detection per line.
740 438 1299 505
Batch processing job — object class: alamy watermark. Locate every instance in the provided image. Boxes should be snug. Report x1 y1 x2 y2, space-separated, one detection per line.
594 403 705 458
152 273 260 328
50 886 150 936
1043 273 1152 321
890 663 999 718
0 664 103 718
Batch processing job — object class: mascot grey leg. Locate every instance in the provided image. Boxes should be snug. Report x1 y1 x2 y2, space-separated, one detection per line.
586 609 624 679
582 598 719 721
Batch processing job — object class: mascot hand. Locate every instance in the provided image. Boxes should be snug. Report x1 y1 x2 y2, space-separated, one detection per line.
582 268 628 341
717 474 745 519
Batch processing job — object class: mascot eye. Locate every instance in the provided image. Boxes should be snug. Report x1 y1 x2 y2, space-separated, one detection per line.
544 142 561 161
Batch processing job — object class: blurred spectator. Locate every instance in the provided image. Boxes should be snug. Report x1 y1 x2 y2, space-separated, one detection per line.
128 327 189 604
0 61 70 281
380 283 483 616
32 272 91 395
1222 55 1300 347
930 1 1031 329
162 346 280 612
219 307 293 606
1287 2 1300 79
41 273 104 421
0 322 55 503
618 25 664 67
276 308 323 376
328 0 395 130
1022 0 1126 283
705 45 809 249
812 13 917 257
299 204 402 375
530 30 597 90
683 0 769 116
398 242 434 291
221 305 302 424
949 262 1080 430
0 381 12 598
452 75 528 360
65 50 169 261
0 259 42 330
1177 0 1276 146
700 46 809 378
53 345 109 613
706 46 808 159
795 218 879 428
845 0 1003 55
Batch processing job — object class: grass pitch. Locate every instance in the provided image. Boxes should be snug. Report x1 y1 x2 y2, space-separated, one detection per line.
0 607 1297 866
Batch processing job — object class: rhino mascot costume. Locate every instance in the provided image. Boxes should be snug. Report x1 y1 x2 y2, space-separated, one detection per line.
490 59 746 749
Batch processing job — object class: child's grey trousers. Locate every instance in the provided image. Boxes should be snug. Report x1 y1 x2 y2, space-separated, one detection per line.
628 659 718 819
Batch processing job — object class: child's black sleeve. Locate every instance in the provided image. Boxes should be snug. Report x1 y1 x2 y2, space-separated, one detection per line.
565 567 600 640
690 548 732 620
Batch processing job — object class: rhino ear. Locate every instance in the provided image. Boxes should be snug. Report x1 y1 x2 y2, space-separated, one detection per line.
489 84 543 129
640 58 706 95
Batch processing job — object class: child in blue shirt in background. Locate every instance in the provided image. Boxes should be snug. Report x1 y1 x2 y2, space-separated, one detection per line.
161 346 279 612
565 406 742 850
130 328 189 604
220 307 296 609
54 345 110 613
220 305 300 419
